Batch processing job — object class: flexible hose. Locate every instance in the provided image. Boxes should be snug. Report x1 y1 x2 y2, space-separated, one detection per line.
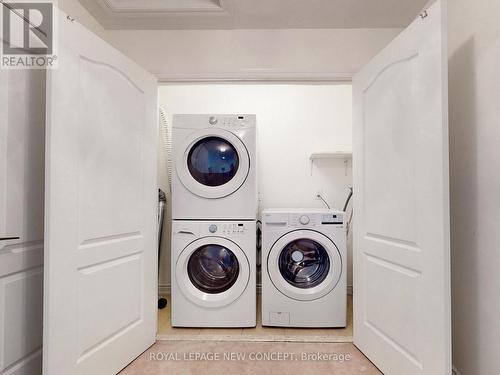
343 186 353 212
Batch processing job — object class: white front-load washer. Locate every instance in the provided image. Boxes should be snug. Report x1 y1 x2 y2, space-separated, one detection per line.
172 114 257 220
171 220 256 327
262 209 346 327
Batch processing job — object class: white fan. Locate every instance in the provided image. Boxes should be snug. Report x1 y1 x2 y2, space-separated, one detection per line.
158 107 173 193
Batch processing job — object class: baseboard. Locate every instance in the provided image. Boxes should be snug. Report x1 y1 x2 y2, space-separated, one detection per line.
160 284 353 296
452 365 461 375
158 284 171 296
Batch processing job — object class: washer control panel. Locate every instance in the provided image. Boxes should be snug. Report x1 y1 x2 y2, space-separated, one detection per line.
321 213 344 225
262 210 345 231
204 222 248 236
288 212 344 227
290 214 317 227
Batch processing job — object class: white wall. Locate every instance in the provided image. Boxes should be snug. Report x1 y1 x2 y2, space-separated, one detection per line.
448 0 500 374
106 28 401 79
158 84 353 289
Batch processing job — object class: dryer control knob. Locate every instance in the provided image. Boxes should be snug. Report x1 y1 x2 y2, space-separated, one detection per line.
208 224 217 233
299 215 310 225
209 116 218 125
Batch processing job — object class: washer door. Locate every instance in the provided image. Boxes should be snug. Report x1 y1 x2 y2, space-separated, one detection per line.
176 237 250 308
267 230 342 301
176 128 250 199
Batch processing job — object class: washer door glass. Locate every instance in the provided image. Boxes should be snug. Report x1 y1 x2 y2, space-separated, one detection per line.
278 239 330 289
187 245 240 294
187 136 239 187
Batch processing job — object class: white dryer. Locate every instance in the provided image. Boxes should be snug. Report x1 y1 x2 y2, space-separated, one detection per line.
172 114 257 220
261 209 346 327
171 220 256 327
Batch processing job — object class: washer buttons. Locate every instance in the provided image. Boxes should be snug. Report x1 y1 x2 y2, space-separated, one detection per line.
299 215 310 225
208 224 217 233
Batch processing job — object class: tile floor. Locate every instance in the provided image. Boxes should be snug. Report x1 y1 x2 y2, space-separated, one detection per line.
157 294 353 342
119 340 381 375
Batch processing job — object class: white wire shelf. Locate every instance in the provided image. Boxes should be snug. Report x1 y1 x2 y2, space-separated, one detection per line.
309 152 352 176
309 152 352 160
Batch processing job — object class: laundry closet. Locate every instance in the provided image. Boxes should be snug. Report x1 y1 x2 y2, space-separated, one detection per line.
157 84 353 333
0 1 451 375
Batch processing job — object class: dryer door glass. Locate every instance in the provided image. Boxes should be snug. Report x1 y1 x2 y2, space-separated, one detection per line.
188 245 240 294
278 239 330 289
187 137 239 187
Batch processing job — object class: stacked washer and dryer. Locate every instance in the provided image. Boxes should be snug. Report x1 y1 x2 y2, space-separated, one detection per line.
171 114 257 327
170 114 347 329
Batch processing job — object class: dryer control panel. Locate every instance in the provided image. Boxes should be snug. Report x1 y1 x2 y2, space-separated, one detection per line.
173 114 256 130
207 115 253 130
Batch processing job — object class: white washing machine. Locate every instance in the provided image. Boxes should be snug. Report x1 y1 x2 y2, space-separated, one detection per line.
171 220 256 327
172 114 257 220
261 209 346 327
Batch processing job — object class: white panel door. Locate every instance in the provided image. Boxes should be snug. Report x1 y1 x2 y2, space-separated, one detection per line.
43 10 158 375
0 68 45 375
353 1 451 374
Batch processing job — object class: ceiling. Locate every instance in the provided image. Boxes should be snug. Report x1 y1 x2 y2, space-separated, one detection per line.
79 0 429 30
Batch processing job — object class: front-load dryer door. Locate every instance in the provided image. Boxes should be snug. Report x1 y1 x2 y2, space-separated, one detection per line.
267 230 342 301
176 237 250 307
176 128 250 199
